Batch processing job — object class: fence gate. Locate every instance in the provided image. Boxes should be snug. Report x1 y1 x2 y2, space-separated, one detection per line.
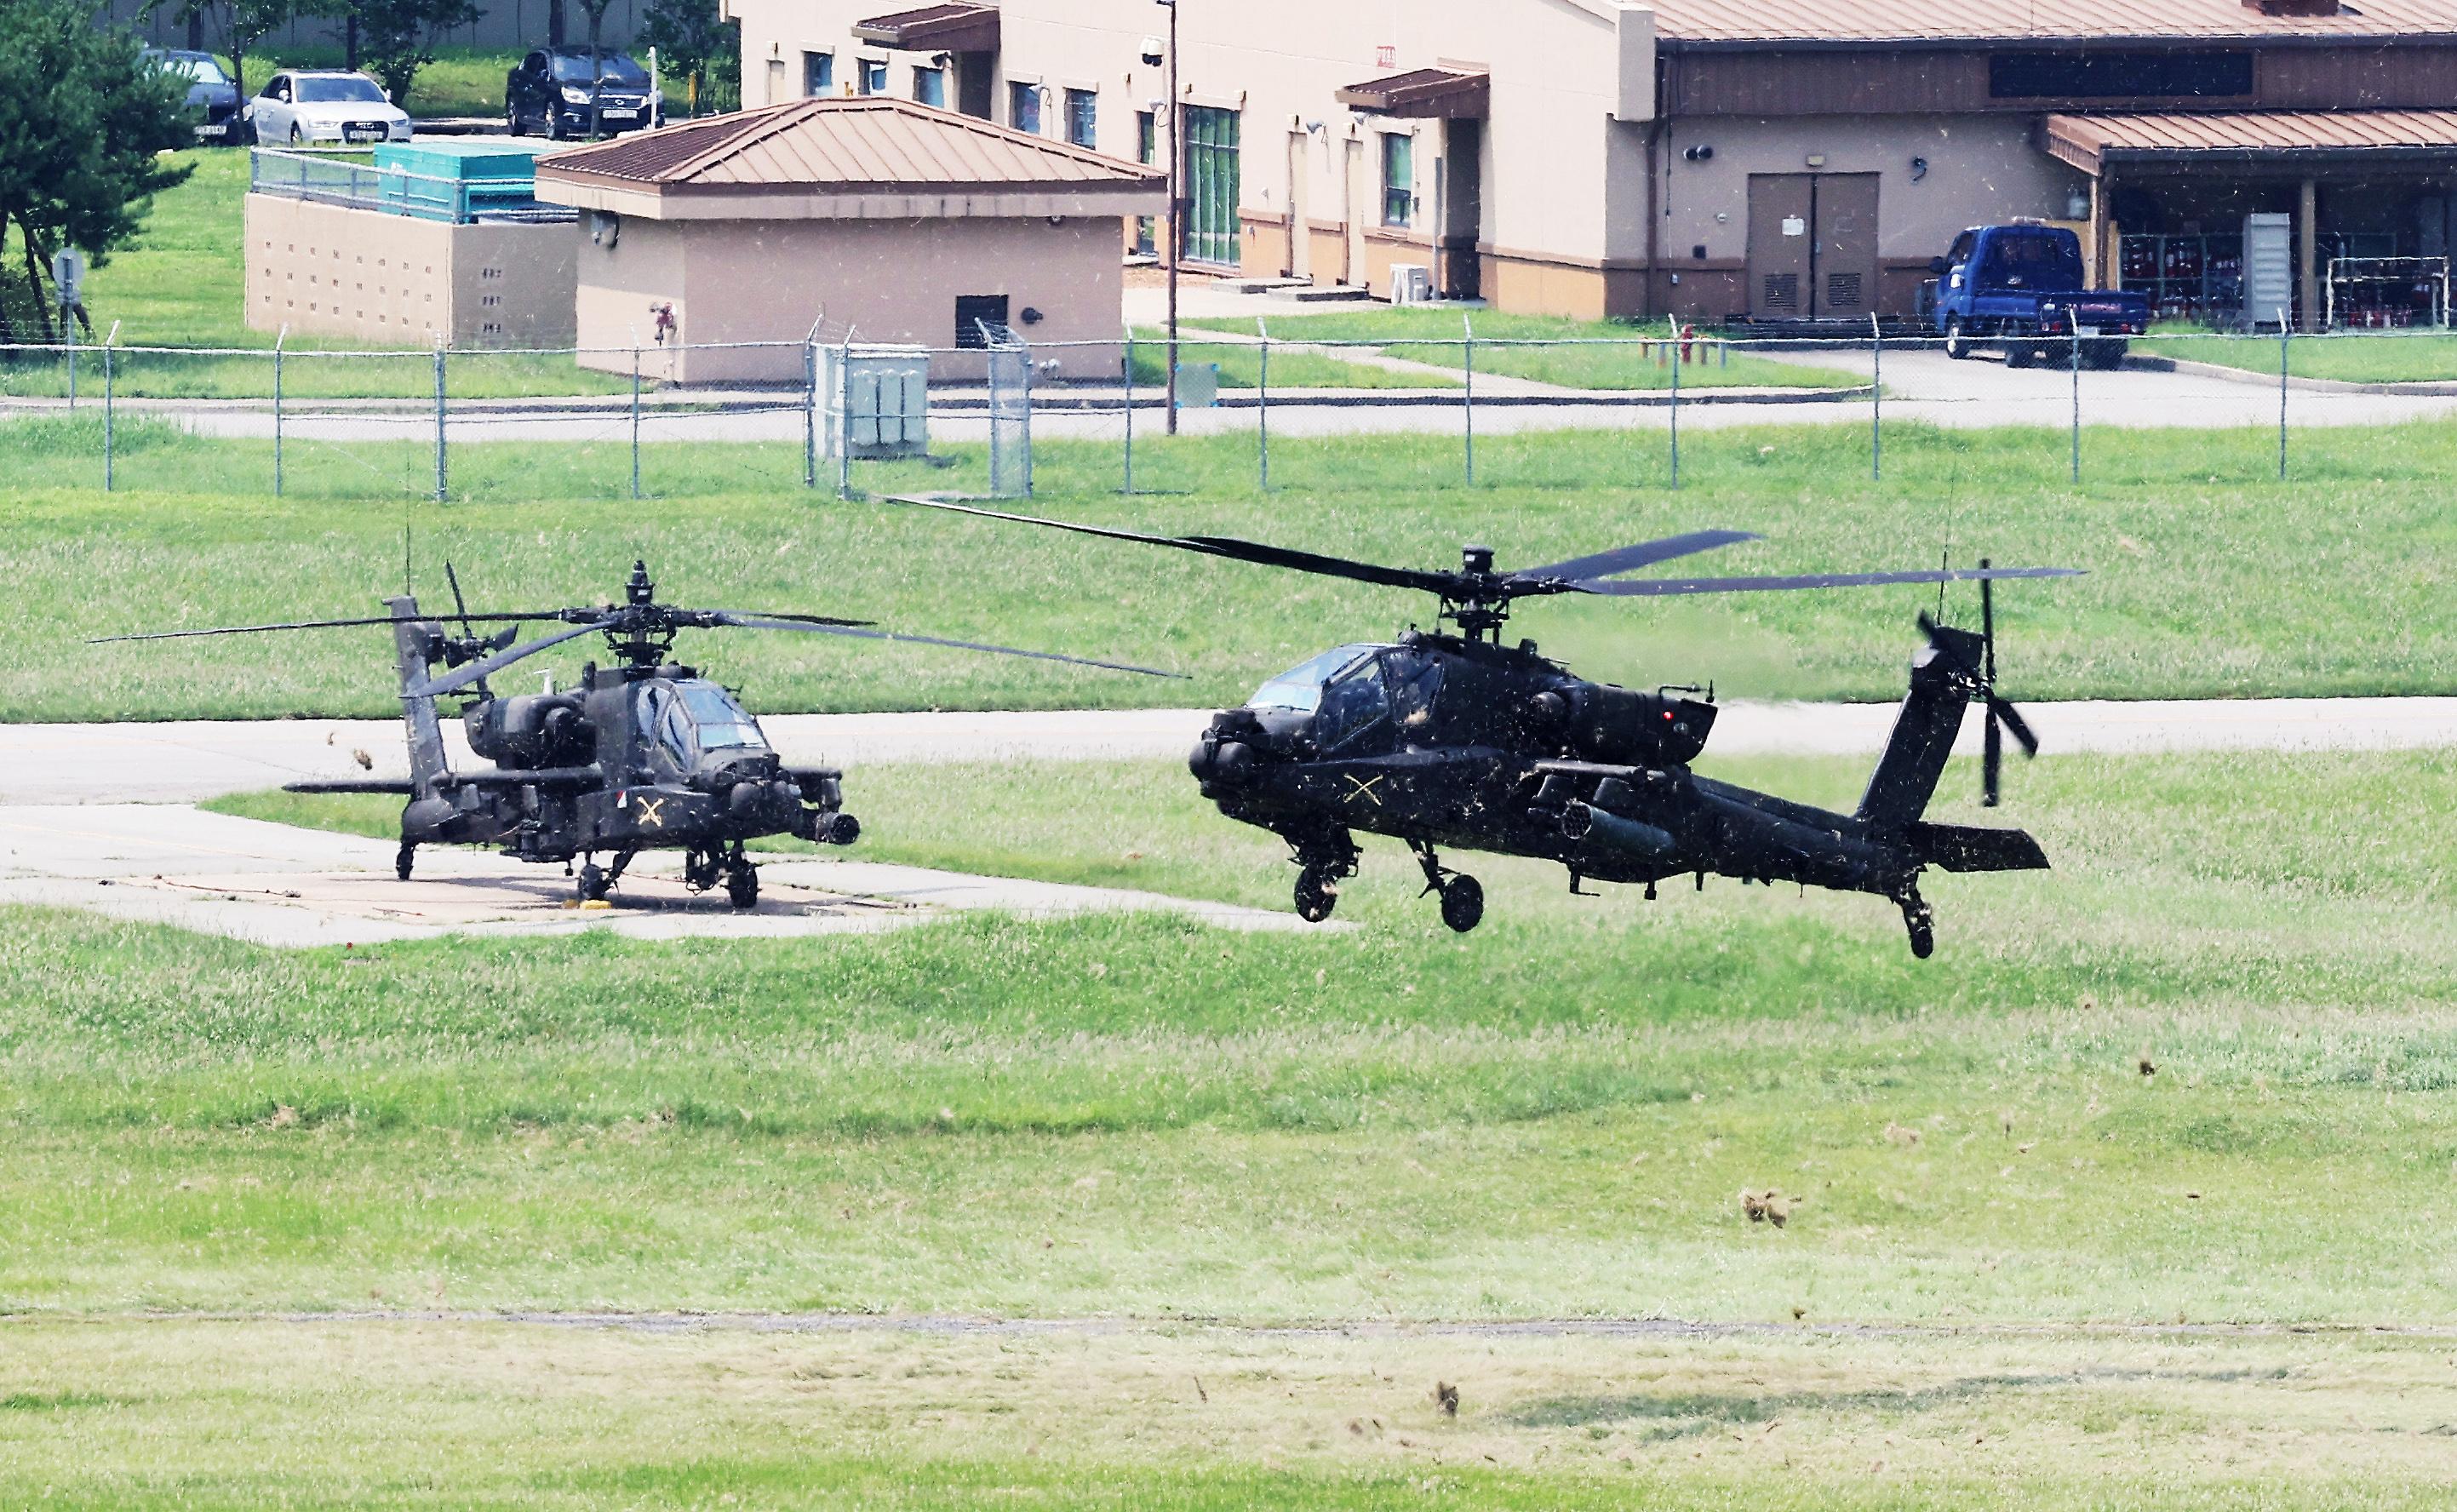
982 322 1032 499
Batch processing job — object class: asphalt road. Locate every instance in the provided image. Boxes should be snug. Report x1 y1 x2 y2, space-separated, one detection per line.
4 696 2452 806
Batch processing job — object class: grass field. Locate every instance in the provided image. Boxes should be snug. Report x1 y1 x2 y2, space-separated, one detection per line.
1186 309 1865 392
24 746 2455 1325
4 419 2454 720
2146 329 2457 385
3 1318 2454 1509
1129 327 1458 390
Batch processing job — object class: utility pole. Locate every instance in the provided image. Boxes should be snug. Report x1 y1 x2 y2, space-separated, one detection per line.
1160 0 1181 435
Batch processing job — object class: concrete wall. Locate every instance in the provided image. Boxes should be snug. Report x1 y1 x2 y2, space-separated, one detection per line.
722 0 1642 307
244 193 577 346
573 213 1131 385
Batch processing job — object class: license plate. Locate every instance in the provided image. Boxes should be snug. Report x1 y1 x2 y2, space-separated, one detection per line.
601 107 636 118
345 126 385 142
2078 325 2101 337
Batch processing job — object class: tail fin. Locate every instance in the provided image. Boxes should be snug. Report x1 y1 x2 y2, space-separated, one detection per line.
1854 623 1984 832
386 594 451 797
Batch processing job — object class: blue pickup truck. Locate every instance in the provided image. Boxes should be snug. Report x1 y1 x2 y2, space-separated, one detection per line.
1930 224 2151 370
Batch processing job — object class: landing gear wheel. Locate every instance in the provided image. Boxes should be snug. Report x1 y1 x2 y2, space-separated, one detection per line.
577 862 611 902
1293 866 1337 923
395 841 415 881
1899 896 1935 959
725 863 760 910
1943 317 1972 361
1438 874 1485 934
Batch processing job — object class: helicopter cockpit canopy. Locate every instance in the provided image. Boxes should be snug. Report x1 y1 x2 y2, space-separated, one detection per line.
639 679 770 766
1246 644 1392 713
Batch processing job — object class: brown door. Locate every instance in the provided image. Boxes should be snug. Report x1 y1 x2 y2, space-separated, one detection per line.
1748 175 1815 319
1749 173 1881 320
1343 137 1367 287
1815 173 1880 320
1288 130 1311 280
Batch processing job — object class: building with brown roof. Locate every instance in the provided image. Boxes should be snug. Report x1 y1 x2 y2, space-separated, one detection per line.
721 0 2457 328
534 95 1166 382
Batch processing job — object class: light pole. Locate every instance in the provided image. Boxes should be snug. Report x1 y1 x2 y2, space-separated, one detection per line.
1158 0 1181 434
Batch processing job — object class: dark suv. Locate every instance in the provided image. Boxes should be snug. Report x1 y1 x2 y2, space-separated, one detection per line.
505 49 662 140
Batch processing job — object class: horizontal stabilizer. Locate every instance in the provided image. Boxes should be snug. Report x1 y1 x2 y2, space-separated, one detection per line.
1910 822 2049 873
284 779 416 796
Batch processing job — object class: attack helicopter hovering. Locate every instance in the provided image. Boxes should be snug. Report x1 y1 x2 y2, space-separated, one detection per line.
887 497 2079 955
95 561 1176 907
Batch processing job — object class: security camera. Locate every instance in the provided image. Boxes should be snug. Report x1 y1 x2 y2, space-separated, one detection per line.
1139 36 1164 66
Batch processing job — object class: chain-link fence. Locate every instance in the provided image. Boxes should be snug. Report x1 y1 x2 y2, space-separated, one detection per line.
9 323 2457 502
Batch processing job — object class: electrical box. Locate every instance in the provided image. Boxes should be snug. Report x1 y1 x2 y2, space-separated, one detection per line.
822 343 930 459
2242 212 2294 329
1389 263 1433 304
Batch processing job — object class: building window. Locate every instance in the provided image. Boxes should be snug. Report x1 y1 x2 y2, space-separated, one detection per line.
913 65 946 107
954 294 1011 347
1134 110 1157 255
1381 131 1413 227
1989 50 2253 99
1009 80 1043 133
859 59 888 95
1182 105 1240 265
803 51 833 97
1064 88 1097 148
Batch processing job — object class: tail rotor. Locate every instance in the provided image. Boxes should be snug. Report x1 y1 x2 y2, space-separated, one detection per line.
1917 558 2040 808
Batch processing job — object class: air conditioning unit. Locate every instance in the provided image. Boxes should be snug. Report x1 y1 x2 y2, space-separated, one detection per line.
1388 263 1433 304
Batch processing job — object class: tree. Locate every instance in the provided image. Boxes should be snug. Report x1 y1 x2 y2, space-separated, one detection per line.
573 0 621 135
639 0 736 115
336 0 484 109
0 0 193 341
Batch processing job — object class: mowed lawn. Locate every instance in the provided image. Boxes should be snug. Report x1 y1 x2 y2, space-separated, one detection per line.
2148 328 2457 385
4 419 2454 719
20 746 2457 1327
1186 307 1866 391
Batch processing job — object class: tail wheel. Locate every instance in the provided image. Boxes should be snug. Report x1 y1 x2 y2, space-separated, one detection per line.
1293 866 1338 923
1438 874 1484 934
726 863 760 910
395 841 415 881
1899 895 1935 959
1943 318 1972 361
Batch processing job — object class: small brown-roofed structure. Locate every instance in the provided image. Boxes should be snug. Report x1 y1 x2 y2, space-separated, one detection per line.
1333 67 1489 121
1645 0 2457 45
2045 110 2457 174
535 97 1163 384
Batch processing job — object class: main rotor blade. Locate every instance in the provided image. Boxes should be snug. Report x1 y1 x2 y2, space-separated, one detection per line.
410 621 606 698
1512 530 1763 583
88 610 547 644
720 615 1183 679
1574 565 2082 597
700 609 877 628
883 495 1455 597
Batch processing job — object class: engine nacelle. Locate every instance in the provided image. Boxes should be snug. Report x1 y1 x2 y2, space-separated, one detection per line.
465 694 593 769
1559 683 1715 767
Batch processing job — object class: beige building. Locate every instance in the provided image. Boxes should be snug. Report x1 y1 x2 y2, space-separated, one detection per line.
534 96 1167 383
724 0 2457 326
244 180 578 348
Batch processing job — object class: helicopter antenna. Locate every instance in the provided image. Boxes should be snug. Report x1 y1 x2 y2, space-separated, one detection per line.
404 524 414 598
444 560 494 698
1937 546 1951 625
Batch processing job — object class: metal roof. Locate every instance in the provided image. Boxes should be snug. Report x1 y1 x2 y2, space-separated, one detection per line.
536 97 1163 193
851 3 999 53
1648 0 2457 46
2044 109 2457 170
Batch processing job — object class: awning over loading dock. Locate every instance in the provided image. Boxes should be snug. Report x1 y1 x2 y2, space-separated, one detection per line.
851 3 999 53
1332 66 1489 119
2044 110 2457 173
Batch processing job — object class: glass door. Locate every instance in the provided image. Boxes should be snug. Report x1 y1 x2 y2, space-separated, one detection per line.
1182 106 1241 266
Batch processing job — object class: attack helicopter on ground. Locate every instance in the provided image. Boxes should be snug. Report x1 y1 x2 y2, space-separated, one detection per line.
95 561 1176 907
888 497 2079 956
